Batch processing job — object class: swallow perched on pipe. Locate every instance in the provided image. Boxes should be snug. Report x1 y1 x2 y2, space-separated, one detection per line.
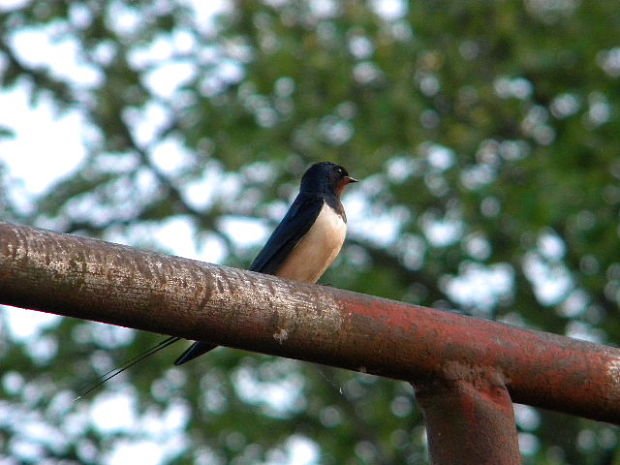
174 161 358 365
75 162 358 398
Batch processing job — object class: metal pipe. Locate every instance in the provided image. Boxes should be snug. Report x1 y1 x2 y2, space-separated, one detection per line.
414 373 521 465
1 222 620 426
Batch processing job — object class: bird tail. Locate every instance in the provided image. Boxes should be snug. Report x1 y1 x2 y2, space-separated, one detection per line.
75 336 182 400
74 338 218 400
174 341 218 366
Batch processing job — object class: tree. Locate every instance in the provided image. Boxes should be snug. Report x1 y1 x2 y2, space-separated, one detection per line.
1 1 619 464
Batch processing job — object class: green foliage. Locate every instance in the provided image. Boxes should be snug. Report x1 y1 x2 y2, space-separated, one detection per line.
1 1 619 464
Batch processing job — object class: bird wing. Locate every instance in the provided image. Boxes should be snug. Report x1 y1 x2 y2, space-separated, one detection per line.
249 192 324 275
174 193 324 366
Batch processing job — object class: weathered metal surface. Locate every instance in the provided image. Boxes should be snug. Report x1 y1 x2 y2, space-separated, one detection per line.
414 372 521 465
1 222 620 426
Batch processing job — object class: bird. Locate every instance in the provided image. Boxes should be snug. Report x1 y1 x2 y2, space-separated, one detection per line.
75 162 357 398
174 161 358 365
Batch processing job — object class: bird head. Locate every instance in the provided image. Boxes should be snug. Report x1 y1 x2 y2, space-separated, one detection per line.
300 162 358 197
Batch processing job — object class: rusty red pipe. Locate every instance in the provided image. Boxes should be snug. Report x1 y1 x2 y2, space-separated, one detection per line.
1 222 620 431
415 373 521 465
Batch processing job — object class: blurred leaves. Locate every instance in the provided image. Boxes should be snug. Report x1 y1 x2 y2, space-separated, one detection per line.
1 0 620 464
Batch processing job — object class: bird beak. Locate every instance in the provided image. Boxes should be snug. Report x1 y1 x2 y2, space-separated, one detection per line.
336 175 359 196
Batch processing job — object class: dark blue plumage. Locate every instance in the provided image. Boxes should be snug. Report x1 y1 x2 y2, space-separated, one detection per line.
247 194 325 275
174 162 357 365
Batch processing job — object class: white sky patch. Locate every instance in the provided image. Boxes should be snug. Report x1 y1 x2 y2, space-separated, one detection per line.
344 192 399 246
181 0 231 34
90 392 136 432
425 143 455 172
370 0 408 21
129 35 175 67
143 60 197 99
125 101 172 148
355 213 399 246
343 174 406 246
286 436 319 465
102 215 226 264
514 404 541 431
538 230 566 260
218 59 246 82
565 320 603 343
420 211 464 247
149 135 195 176
233 364 305 416
558 289 588 318
444 262 514 313
144 216 201 258
129 29 197 69
220 216 269 248
309 0 339 19
522 252 573 306
105 440 166 465
27 335 58 364
2 305 60 341
0 88 86 195
171 28 197 54
0 0 30 11
88 324 135 349
157 217 228 263
105 2 142 36
181 164 221 210
21 418 65 449
94 400 189 465
139 402 190 436
385 156 418 183
518 432 540 457
216 172 243 204
9 26 101 87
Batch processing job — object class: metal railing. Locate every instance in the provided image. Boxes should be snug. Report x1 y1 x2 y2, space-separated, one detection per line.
1 222 619 464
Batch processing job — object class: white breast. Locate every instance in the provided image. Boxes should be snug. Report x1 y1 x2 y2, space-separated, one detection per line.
276 202 347 283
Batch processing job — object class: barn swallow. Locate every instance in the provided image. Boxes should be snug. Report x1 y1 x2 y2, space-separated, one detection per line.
76 162 357 398
174 161 358 365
